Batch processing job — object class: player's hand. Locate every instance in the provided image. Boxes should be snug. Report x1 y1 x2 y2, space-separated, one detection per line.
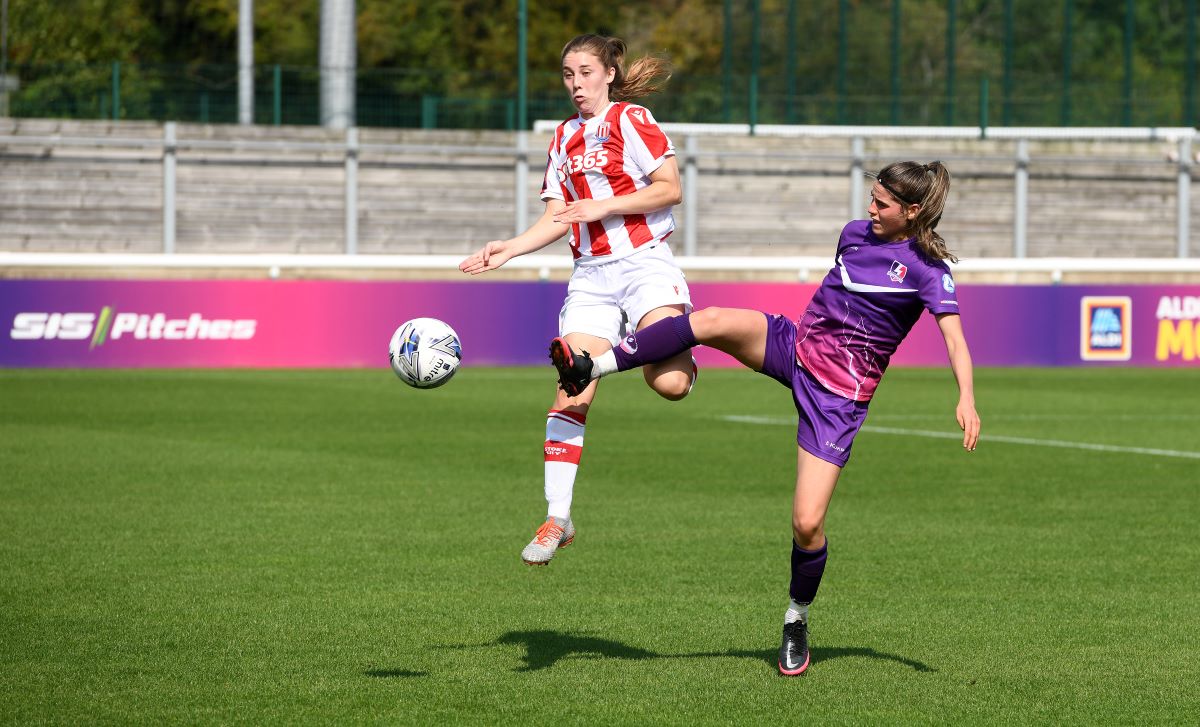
459 241 512 275
553 199 608 224
956 401 980 451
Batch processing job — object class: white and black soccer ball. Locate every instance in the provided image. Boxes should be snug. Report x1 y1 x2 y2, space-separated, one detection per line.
388 317 462 389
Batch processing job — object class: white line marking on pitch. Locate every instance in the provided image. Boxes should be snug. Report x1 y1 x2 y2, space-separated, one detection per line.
720 415 1200 460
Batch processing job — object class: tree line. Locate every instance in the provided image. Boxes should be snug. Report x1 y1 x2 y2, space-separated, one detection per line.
5 0 1196 128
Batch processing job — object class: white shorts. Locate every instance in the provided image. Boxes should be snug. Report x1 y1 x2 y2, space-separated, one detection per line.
559 244 693 346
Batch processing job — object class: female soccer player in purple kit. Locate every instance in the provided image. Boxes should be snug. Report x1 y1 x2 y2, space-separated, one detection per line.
550 161 981 676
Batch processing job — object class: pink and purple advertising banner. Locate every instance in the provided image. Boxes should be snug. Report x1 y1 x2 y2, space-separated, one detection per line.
2 279 1198 368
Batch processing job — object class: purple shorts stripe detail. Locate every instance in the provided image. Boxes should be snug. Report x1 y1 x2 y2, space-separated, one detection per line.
759 313 869 467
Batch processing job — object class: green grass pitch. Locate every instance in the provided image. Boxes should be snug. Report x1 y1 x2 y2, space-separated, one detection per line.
2 366 1198 724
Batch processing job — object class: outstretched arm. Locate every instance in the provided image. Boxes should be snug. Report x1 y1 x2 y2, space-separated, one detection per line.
936 313 980 451
459 200 569 275
552 157 683 224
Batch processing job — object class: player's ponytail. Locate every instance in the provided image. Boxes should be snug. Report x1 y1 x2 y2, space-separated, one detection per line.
874 161 957 263
560 34 671 102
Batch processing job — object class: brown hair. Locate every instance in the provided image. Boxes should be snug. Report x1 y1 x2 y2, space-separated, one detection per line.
873 161 956 262
560 34 671 102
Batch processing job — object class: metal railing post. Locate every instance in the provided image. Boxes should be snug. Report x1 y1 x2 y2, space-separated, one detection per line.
0 0 8 118
111 62 120 121
684 134 698 257
345 127 358 254
517 0 527 131
238 0 254 125
850 136 865 219
272 64 282 126
979 77 989 138
514 130 528 236
1014 138 1029 258
162 122 176 254
1179 135 1193 258
749 0 761 134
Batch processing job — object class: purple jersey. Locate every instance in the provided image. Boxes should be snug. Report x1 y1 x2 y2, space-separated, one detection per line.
795 220 960 402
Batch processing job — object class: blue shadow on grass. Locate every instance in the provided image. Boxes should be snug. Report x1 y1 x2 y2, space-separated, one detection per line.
492 630 934 673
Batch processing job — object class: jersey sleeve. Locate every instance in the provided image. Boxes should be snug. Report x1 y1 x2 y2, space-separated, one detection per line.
540 124 568 202
919 261 961 315
618 105 675 176
540 151 563 202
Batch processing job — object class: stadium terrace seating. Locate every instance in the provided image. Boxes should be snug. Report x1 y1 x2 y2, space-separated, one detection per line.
1 118 1194 260
1 119 165 253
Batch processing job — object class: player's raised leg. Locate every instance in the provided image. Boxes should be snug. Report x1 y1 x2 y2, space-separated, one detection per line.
524 331 611 566
686 307 771 370
551 307 770 393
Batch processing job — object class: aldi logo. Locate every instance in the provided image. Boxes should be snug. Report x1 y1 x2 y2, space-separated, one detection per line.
1080 296 1132 361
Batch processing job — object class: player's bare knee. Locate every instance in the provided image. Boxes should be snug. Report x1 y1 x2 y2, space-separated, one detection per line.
689 307 723 337
655 376 691 401
648 370 692 401
791 516 824 548
693 306 744 341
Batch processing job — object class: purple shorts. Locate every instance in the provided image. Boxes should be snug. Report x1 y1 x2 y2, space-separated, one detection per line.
759 313 869 467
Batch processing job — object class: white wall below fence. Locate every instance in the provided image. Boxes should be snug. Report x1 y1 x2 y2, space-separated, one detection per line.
5 252 1200 285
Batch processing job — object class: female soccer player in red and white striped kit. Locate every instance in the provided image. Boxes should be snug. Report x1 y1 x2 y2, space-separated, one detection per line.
460 34 696 566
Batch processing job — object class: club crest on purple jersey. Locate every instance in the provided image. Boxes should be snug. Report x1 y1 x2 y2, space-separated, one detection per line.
887 261 909 283
619 333 639 354
595 122 611 142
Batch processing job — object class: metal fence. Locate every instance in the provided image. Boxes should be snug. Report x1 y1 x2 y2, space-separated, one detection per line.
3 0 1199 131
3 59 1196 131
1 122 1193 261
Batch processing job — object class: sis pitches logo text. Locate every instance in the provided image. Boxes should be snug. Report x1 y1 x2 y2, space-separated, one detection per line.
10 308 257 349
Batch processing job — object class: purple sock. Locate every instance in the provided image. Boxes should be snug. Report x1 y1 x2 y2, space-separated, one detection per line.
789 539 828 604
611 314 698 372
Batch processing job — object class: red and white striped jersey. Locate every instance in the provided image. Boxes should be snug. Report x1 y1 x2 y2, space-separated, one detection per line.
541 101 676 264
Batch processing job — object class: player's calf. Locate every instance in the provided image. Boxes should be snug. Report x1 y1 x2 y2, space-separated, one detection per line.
645 355 699 401
551 315 699 392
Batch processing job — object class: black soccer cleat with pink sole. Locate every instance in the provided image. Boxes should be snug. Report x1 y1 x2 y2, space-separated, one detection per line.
549 337 594 397
778 620 810 676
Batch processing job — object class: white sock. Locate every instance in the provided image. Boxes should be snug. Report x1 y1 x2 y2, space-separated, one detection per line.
592 350 616 378
544 409 586 519
785 600 809 625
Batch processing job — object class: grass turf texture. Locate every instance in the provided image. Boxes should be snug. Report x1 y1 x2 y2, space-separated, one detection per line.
2 367 1198 724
